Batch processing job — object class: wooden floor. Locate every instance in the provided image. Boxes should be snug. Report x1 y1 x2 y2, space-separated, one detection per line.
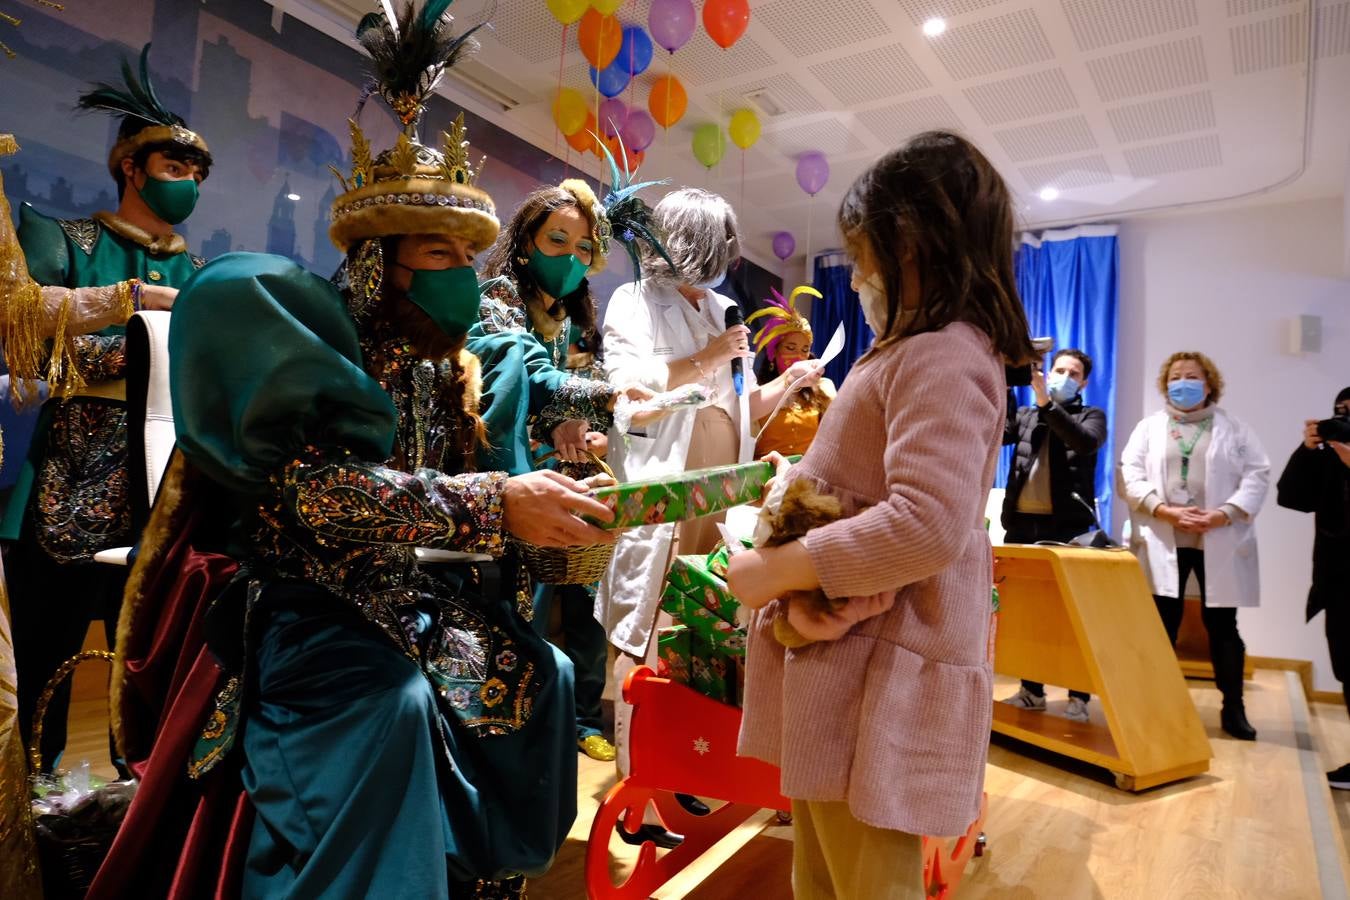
65 669 1350 898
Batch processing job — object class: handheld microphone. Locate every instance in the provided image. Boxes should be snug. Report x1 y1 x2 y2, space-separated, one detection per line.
1069 491 1117 548
725 305 745 396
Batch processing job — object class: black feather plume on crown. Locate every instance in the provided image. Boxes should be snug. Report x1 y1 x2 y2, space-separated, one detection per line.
74 44 183 128
353 0 488 132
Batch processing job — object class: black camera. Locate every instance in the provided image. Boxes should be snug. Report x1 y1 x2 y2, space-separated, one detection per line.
1317 415 1350 443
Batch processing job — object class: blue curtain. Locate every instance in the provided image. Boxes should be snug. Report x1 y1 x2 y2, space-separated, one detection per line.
809 251 873 386
997 226 1120 530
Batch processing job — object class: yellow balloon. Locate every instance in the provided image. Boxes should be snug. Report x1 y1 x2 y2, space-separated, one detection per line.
728 108 761 150
591 0 624 13
547 0 589 26
553 88 589 136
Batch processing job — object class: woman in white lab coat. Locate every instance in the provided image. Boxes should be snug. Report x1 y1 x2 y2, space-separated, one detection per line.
596 189 819 837
1118 351 1270 740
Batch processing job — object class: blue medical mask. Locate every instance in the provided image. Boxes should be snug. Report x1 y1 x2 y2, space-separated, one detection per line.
1167 378 1207 410
693 269 726 291
1047 373 1080 405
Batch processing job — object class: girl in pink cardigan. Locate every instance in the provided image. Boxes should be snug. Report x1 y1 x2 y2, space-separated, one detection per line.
729 132 1035 899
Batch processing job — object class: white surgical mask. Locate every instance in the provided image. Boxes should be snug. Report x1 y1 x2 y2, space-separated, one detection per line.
857 273 889 336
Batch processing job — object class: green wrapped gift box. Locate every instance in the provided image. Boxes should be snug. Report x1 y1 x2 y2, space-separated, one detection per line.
689 630 737 705
587 461 776 530
657 625 691 684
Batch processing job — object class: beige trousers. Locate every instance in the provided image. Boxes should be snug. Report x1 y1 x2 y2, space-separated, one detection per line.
791 800 926 900
613 405 739 779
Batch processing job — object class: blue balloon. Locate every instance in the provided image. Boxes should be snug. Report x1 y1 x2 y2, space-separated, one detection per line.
618 25 654 77
589 63 630 99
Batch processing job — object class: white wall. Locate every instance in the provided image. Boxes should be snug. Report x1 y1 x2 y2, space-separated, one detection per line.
1115 197 1350 692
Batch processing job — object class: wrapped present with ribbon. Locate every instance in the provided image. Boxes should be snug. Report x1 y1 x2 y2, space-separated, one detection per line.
656 625 692 685
586 461 778 530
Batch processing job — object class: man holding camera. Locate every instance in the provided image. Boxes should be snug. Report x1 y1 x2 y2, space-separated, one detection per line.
1000 348 1107 722
1277 387 1350 788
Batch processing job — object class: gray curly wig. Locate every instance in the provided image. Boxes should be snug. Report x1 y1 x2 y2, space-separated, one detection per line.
639 187 741 287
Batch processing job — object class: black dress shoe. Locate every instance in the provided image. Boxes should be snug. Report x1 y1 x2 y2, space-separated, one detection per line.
1221 704 1257 741
675 793 711 816
615 819 684 849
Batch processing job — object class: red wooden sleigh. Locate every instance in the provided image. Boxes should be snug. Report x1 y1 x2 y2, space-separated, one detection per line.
585 666 987 899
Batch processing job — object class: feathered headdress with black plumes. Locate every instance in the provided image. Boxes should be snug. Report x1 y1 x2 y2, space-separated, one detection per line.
592 135 674 280
75 43 211 178
354 0 487 135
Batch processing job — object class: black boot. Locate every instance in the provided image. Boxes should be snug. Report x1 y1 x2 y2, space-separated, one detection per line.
1221 702 1257 741
1212 636 1257 741
615 817 684 849
675 793 711 816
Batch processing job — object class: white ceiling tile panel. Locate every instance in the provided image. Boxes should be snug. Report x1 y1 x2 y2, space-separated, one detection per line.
993 114 1099 162
895 0 1014 25
1231 11 1308 73
1106 90 1216 142
856 96 965 145
663 30 777 87
1123 134 1223 176
1019 155 1114 190
1318 2 1350 59
713 72 824 116
809 43 931 106
740 172 800 209
929 8 1056 80
764 117 869 157
1226 0 1299 15
1085 36 1209 102
962 68 1079 125
1060 0 1199 52
758 0 891 56
480 2 574 64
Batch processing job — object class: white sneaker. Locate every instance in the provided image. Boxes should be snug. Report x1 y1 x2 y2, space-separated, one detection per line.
1065 697 1090 723
1003 686 1047 710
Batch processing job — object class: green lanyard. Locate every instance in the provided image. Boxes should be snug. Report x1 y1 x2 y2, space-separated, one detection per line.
1171 417 1212 499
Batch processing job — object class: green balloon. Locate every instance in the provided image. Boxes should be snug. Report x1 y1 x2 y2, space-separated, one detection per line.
691 123 726 169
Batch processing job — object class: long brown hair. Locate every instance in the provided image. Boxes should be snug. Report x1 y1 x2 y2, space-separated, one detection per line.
838 131 1035 365
480 184 601 341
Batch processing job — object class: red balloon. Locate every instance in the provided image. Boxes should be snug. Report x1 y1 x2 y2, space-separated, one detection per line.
703 0 750 50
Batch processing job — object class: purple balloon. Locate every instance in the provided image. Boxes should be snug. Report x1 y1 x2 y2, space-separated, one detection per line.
620 110 656 152
795 152 830 196
599 99 629 138
648 0 696 54
772 231 796 261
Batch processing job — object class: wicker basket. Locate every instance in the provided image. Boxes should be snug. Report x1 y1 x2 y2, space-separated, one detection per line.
28 650 123 900
517 450 619 585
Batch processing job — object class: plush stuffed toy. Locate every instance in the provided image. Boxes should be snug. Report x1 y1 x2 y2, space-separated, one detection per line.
757 478 847 648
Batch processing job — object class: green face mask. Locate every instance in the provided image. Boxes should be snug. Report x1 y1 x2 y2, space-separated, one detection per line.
527 247 588 299
136 175 199 225
404 265 482 338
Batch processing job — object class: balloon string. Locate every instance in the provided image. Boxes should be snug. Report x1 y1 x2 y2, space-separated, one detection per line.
805 195 814 285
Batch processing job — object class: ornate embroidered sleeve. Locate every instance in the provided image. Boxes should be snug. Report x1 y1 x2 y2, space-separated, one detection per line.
478 292 527 334
71 333 128 382
532 375 617 444
283 454 507 556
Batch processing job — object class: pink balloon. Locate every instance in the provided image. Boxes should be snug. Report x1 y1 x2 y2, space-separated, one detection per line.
599 98 629 138
648 0 696 53
795 152 830 196
620 110 656 152
772 231 796 260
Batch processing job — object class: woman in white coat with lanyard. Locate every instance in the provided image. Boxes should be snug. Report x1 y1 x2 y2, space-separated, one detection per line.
597 189 821 841
1119 351 1270 740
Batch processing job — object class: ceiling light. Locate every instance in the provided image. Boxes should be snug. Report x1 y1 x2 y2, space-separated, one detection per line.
1038 186 1059 202
286 192 301 201
922 18 946 37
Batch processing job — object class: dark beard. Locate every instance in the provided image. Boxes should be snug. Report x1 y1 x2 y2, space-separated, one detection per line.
380 291 467 361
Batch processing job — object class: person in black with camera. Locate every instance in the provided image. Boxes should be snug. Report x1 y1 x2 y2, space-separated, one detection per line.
1277 387 1350 788
1000 348 1107 722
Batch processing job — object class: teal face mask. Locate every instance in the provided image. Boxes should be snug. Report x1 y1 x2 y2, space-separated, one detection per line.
136 175 199 225
527 247 588 299
404 265 482 338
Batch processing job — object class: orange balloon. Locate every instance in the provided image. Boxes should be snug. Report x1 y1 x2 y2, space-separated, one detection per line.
567 112 598 154
625 147 645 172
648 74 687 129
595 132 622 160
703 0 750 49
578 9 622 69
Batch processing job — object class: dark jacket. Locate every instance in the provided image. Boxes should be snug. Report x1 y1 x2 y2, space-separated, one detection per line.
1276 444 1350 620
1001 396 1107 533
